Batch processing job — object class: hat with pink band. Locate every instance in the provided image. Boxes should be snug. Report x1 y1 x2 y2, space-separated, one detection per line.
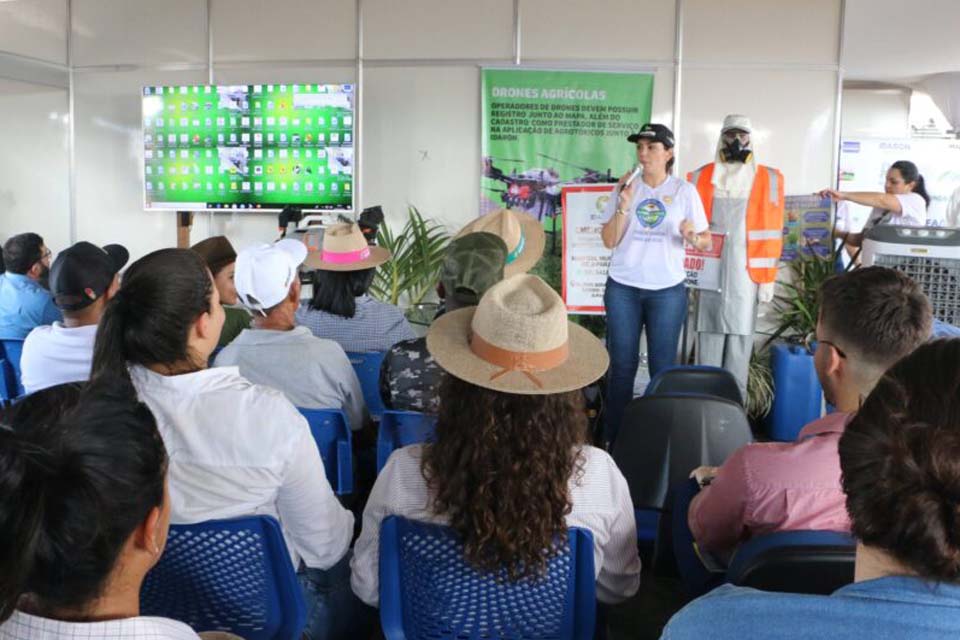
304 222 392 272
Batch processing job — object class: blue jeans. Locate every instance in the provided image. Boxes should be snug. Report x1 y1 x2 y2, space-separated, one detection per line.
298 552 374 640
603 277 687 444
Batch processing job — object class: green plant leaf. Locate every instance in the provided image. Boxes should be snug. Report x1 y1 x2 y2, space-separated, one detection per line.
370 205 451 308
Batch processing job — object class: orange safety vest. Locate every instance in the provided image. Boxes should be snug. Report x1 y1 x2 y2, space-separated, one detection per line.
687 163 785 284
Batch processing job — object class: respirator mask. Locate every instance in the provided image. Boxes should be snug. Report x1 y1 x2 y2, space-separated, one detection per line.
720 130 752 164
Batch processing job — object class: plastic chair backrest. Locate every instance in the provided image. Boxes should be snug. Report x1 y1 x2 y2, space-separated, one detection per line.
376 410 437 474
298 407 353 495
726 530 856 595
0 339 25 399
140 515 306 640
379 516 596 640
612 394 753 511
347 351 387 419
645 365 743 406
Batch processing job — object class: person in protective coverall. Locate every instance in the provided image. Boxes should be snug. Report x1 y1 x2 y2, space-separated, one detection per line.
687 115 784 399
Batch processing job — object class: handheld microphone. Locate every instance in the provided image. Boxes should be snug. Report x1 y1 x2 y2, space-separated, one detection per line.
621 165 642 191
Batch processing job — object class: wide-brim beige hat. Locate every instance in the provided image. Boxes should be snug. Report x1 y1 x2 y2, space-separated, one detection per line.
455 208 545 277
304 222 391 271
427 273 609 394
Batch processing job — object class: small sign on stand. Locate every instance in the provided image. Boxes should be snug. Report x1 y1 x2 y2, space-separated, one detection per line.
684 233 725 292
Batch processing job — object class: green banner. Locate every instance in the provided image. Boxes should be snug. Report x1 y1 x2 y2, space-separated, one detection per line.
481 68 654 229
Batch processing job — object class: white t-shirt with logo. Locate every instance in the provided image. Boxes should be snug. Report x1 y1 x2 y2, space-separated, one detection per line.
20 322 97 395
602 174 709 290
864 192 928 231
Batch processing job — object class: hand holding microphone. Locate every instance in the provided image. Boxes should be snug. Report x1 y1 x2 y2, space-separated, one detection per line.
616 165 642 216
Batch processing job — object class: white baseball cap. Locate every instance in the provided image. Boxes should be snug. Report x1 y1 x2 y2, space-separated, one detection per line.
234 238 308 314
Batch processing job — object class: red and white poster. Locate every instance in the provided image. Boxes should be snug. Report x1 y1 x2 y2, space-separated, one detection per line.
561 184 614 314
684 233 725 292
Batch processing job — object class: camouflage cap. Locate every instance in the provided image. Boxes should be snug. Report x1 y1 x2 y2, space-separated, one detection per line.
441 232 508 306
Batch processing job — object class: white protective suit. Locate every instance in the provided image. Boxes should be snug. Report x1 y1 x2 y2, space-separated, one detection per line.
692 116 777 399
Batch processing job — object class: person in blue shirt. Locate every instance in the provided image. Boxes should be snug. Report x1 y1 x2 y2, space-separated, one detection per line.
661 338 960 640
0 233 61 339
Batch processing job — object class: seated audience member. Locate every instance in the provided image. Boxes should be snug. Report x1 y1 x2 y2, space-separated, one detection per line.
296 223 414 353
685 267 931 562
90 249 364 640
0 233 60 339
191 236 251 347
214 239 366 430
351 274 640 606
454 208 546 277
20 242 128 394
379 232 508 414
662 339 960 639
0 380 202 640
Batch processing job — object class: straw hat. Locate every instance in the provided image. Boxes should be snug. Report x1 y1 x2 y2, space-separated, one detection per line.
455 209 545 277
427 274 609 394
303 222 391 271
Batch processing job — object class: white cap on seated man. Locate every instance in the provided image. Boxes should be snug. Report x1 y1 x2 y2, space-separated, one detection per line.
213 238 368 430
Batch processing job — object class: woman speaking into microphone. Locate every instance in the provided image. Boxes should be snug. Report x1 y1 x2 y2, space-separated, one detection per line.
600 123 711 445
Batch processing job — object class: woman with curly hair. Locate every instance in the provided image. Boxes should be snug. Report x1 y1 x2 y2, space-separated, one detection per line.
661 339 960 639
350 274 641 606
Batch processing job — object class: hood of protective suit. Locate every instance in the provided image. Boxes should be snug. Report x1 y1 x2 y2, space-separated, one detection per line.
712 114 756 195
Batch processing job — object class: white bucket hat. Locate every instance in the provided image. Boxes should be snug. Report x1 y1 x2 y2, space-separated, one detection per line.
426 274 609 394
234 238 307 314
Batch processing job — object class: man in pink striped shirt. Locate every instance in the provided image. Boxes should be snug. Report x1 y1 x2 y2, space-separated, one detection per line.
687 267 932 560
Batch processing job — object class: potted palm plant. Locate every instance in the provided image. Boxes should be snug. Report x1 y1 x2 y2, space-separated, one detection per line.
369 206 450 328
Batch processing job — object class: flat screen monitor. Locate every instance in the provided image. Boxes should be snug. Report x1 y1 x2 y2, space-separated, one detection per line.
142 83 354 211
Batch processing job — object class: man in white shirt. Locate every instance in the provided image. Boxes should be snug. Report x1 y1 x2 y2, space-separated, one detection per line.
20 241 128 394
215 238 368 430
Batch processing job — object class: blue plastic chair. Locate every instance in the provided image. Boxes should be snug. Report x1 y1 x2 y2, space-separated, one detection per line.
141 515 307 640
298 407 353 495
347 351 387 419
376 410 438 474
645 365 743 407
0 339 25 400
379 516 596 640
726 530 856 595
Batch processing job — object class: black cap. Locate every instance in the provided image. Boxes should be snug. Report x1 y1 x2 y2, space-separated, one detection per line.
50 242 129 311
628 123 675 148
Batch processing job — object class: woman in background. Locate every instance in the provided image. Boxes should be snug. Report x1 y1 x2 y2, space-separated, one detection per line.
297 223 414 353
821 159 933 251
191 236 251 347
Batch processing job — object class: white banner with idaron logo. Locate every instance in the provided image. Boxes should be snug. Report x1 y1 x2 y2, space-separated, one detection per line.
562 185 724 314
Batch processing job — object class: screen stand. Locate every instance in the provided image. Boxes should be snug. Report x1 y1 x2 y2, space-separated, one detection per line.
176 211 195 249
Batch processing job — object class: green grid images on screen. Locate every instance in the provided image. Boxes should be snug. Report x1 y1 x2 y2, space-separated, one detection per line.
142 83 354 211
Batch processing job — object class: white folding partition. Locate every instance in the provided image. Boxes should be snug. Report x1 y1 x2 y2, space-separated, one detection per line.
679 68 839 193
0 0 68 64
0 80 71 252
678 0 841 190
73 69 207 260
